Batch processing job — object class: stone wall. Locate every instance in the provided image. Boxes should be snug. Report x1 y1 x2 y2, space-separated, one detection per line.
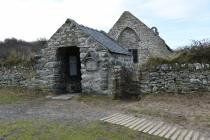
0 64 41 89
140 63 210 94
80 44 133 94
80 46 110 94
111 66 140 99
110 53 133 69
1 62 210 96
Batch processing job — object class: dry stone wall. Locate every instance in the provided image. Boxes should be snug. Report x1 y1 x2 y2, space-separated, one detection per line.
111 66 140 99
140 63 210 94
0 62 210 96
0 63 42 89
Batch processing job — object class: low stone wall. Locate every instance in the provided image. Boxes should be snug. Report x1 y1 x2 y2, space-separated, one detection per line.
1 62 210 95
111 66 140 99
140 63 210 94
0 64 41 89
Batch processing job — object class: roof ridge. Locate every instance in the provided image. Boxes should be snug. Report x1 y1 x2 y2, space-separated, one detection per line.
69 19 129 55
100 30 128 51
78 23 100 32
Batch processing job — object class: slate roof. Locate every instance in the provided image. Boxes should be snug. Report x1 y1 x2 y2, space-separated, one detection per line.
70 20 130 55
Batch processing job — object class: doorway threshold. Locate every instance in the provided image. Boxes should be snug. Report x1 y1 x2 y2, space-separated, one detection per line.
46 93 80 100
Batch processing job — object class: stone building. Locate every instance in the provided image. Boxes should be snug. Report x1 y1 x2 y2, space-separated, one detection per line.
38 18 132 94
1 11 209 96
109 11 172 66
37 11 171 94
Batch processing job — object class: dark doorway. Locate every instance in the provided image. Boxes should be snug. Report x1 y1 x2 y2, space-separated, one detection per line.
57 47 81 93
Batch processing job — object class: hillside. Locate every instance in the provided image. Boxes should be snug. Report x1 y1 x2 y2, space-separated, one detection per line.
0 38 47 66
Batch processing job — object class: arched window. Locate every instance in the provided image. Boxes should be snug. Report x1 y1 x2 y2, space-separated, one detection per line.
118 27 140 63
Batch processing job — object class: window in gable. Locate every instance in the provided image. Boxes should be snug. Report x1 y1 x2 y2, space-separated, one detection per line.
129 49 138 63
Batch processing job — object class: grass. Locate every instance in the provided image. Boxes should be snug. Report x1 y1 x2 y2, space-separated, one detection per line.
129 107 187 124
0 90 166 140
78 93 210 131
0 50 35 67
127 93 210 130
0 120 166 140
0 87 43 105
193 115 210 128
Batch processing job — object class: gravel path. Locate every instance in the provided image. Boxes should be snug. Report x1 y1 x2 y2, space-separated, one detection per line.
0 98 118 124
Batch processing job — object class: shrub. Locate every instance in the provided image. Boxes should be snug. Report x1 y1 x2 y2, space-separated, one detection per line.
0 38 47 66
4 51 20 65
145 39 210 67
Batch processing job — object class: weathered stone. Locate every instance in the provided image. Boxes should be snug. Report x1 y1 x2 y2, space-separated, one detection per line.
194 63 202 70
190 79 201 84
207 75 210 81
108 11 172 67
140 63 210 94
205 64 210 69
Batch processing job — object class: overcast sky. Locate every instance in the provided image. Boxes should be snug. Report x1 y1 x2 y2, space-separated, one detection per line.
0 0 210 49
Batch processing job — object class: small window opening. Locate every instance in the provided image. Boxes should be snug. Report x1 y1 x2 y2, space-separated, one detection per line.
129 49 138 63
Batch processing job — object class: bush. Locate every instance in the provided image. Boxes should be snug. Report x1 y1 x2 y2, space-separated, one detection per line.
146 39 210 66
4 51 20 65
0 38 47 66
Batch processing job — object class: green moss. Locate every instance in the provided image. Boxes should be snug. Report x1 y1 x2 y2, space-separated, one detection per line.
24 70 37 81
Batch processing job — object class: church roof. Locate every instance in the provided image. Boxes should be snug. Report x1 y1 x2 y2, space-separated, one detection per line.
66 19 130 55
80 26 130 55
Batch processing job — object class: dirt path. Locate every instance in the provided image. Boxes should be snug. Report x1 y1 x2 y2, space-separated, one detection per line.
0 98 118 124
1 93 210 138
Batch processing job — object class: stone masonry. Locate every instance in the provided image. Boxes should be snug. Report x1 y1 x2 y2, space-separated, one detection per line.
1 11 207 96
109 11 172 66
36 19 133 94
140 63 210 94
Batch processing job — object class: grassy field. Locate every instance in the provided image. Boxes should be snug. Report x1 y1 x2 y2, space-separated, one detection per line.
127 93 210 131
0 88 43 105
1 88 210 139
0 120 165 140
76 93 210 130
0 89 166 140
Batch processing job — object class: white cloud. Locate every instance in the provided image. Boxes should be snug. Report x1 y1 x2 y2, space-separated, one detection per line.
0 0 209 49
0 0 124 41
135 0 208 19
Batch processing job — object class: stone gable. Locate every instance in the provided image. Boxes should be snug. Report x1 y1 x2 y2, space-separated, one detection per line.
109 11 172 66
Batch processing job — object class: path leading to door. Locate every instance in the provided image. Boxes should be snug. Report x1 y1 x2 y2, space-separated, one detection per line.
101 113 210 140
